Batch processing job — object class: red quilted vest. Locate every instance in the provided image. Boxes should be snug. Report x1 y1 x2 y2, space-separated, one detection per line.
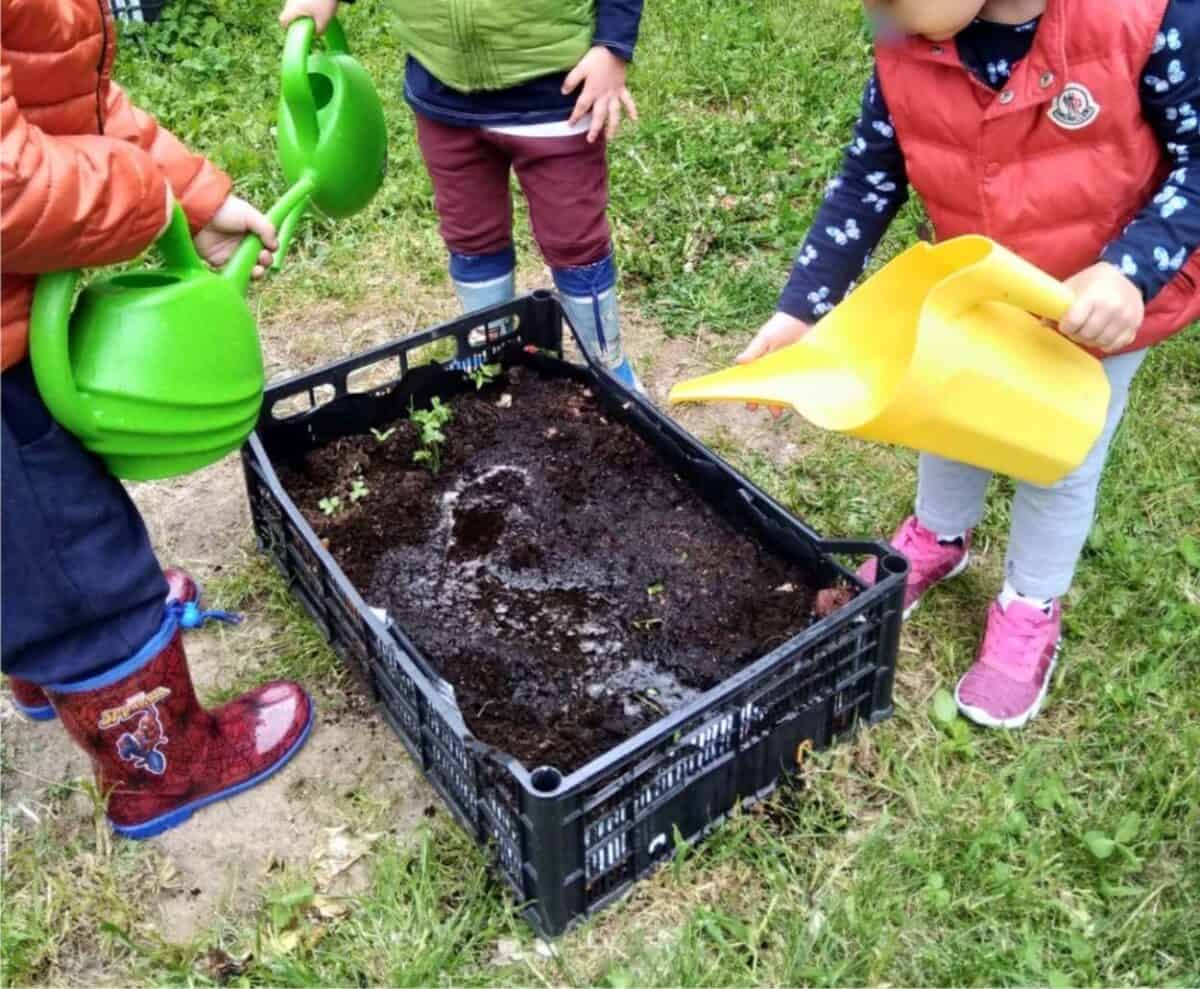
876 0 1200 353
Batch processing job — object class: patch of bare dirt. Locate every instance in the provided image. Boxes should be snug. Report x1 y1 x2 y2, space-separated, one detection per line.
128 457 251 582
618 309 816 466
151 711 428 944
1 692 429 946
0 700 89 808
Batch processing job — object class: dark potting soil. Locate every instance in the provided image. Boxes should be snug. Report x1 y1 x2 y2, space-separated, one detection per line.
278 367 848 773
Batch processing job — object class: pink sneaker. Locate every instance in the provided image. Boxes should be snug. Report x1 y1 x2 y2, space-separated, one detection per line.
858 516 970 618
955 598 1061 729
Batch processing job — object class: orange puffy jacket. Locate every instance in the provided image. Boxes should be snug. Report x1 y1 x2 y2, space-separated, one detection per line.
1 0 232 371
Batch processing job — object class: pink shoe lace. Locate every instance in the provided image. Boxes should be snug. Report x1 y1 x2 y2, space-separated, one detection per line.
956 599 1061 728
858 516 970 617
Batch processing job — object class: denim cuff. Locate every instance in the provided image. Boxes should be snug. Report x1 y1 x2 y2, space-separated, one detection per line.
449 246 516 284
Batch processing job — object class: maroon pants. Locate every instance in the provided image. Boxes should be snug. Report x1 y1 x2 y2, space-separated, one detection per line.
414 113 612 269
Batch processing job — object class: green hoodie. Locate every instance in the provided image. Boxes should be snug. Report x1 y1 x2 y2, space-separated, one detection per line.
394 0 596 93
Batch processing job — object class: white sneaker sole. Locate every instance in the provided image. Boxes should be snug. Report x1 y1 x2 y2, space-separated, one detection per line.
901 551 970 621
954 639 1061 730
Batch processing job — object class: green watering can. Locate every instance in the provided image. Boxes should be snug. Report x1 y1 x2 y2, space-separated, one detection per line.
273 16 388 260
29 188 308 482
28 15 387 482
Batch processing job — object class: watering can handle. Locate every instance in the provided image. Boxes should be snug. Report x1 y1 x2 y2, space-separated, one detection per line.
324 16 350 53
968 243 1077 324
156 203 208 271
29 270 99 440
27 206 204 442
281 17 322 158
280 15 350 150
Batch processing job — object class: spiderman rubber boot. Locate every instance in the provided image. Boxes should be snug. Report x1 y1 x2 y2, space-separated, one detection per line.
6 568 202 723
46 602 314 839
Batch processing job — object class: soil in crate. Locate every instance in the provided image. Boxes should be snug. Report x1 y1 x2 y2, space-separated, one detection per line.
279 367 850 773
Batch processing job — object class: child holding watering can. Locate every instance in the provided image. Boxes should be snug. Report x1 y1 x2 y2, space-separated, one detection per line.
1 0 314 837
279 0 645 389
739 0 1200 729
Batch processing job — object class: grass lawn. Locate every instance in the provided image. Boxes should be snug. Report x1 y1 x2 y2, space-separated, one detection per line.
1 0 1198 985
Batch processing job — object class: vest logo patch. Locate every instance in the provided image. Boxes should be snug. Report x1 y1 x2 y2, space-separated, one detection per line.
1048 83 1101 130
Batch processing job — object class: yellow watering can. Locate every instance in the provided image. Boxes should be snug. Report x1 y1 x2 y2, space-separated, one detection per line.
669 237 1111 486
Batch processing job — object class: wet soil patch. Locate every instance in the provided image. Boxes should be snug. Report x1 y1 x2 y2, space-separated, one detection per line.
279 368 839 773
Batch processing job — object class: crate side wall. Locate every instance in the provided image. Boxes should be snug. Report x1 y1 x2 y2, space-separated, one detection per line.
242 296 903 938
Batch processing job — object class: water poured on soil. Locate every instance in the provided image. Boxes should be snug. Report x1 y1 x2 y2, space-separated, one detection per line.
279 368 841 772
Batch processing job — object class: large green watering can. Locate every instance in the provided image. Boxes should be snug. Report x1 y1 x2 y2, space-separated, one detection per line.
273 16 388 260
28 15 386 482
29 188 309 482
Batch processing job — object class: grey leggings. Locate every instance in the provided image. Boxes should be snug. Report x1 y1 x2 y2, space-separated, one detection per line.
915 349 1148 600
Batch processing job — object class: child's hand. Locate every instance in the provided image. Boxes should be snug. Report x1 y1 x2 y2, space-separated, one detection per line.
193 196 279 279
1060 262 1145 353
737 312 812 363
563 46 639 143
736 312 812 416
279 0 338 31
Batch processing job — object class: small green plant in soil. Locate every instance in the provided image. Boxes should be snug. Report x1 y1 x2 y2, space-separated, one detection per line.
465 363 502 391
370 426 396 444
318 495 342 517
349 478 370 503
410 398 454 476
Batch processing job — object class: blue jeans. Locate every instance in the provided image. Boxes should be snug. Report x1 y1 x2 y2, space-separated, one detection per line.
915 349 1148 600
1 362 165 685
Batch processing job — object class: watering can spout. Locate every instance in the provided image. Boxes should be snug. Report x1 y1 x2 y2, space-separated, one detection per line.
669 237 1110 486
222 176 316 292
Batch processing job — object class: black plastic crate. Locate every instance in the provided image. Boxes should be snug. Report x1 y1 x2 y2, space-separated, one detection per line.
241 291 908 937
111 0 168 22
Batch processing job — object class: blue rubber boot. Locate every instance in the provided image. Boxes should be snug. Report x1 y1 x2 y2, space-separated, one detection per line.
450 249 516 372
553 256 643 394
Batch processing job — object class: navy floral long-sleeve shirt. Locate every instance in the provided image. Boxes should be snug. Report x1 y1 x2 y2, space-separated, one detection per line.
779 1 1200 323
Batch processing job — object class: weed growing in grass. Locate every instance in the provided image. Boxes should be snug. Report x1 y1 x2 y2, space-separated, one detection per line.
411 398 453 475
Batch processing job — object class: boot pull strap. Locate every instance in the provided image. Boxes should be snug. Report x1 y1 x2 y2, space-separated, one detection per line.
174 600 243 629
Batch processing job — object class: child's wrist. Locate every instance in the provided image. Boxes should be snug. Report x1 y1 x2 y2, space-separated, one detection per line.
592 40 633 62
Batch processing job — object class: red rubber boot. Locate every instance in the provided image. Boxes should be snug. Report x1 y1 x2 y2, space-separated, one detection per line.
8 677 56 721
5 567 204 723
46 605 313 839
